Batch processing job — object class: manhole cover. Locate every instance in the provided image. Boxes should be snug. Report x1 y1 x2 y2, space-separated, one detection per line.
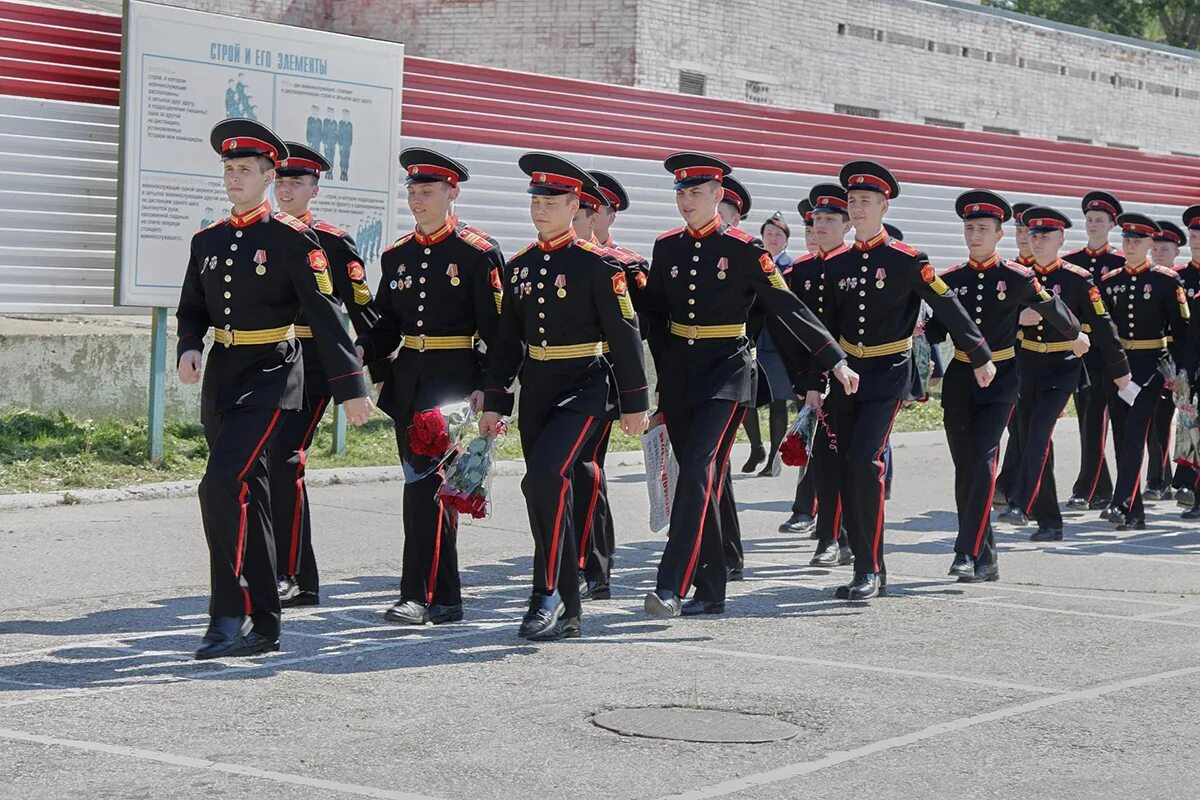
592 707 800 743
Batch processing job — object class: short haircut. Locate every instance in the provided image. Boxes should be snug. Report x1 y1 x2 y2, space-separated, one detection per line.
761 217 790 239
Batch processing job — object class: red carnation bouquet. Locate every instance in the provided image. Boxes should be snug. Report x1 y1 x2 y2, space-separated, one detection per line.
437 422 506 519
779 405 837 481
407 402 477 461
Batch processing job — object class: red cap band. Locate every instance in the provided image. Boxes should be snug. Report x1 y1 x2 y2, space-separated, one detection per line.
847 173 891 196
1086 199 1118 217
964 202 1004 219
579 190 602 210
408 164 459 186
597 186 621 207
816 195 848 211
278 157 322 173
222 136 278 160
1026 217 1066 230
1123 222 1156 236
675 165 724 183
530 171 582 195
721 188 744 212
1158 230 1183 244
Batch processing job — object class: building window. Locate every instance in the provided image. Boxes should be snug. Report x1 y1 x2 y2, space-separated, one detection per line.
983 125 1020 135
678 70 706 96
834 103 880 118
924 117 965 129
1058 135 1093 144
1107 142 1140 150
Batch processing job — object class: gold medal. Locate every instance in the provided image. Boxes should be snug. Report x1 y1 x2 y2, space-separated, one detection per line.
997 292 1007 300
557 288 567 298
875 280 884 289
717 271 727 280
255 265 266 275
450 277 461 287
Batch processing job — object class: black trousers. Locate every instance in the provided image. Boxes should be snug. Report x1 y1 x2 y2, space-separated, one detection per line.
996 415 1021 499
1146 392 1175 491
657 400 746 602
826 390 903 578
809 423 845 547
792 468 816 517
520 409 606 618
1106 374 1165 520
942 381 1013 568
573 421 615 585
269 395 329 592
394 422 462 606
1007 374 1074 529
1071 359 1114 503
199 406 284 637
719 464 743 571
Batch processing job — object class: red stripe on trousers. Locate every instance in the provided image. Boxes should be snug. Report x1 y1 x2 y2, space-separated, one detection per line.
288 397 328 574
974 406 1015 556
233 409 282 615
1085 408 1109 502
869 401 903 573
1024 395 1070 515
680 405 742 595
1129 413 1155 508
547 416 595 592
578 421 611 569
427 464 449 604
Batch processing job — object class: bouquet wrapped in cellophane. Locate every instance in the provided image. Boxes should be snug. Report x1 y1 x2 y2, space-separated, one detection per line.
780 404 819 480
436 421 506 520
1162 364 1200 470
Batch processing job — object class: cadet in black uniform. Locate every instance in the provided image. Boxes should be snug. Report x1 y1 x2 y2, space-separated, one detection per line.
1098 214 1193 529
823 161 993 601
926 192 1079 581
1064 191 1126 511
177 119 372 659
1146 220 1186 500
270 141 383 608
1178 206 1200 517
640 153 857 619
480 153 649 641
356 149 506 626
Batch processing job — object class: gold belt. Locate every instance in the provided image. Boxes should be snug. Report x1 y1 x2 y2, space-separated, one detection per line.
402 334 476 352
1019 339 1075 354
955 346 1015 363
669 322 747 340
838 336 913 358
1080 323 1092 333
293 325 313 339
1121 337 1169 350
212 325 294 347
527 341 610 361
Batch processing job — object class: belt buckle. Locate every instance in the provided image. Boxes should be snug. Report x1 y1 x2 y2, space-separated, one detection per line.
417 333 426 353
686 324 698 339
530 344 545 360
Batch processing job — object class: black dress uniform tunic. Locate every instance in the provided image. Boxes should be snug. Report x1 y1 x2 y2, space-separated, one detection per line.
358 217 505 610
1100 259 1192 522
269 211 381 598
1006 258 1127 531
926 253 1078 568
642 216 845 604
1064 243 1125 505
177 200 367 639
823 228 991 582
1173 258 1200 495
484 228 648 622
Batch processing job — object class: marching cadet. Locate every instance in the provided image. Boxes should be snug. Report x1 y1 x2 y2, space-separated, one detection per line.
926 192 1079 581
779 198 822 536
1012 202 1038 268
639 153 857 618
269 141 383 609
177 119 372 659
1178 205 1200 517
995 207 1129 542
1064 191 1126 511
822 161 993 601
356 148 505 626
1098 214 1193 529
995 201 1038 503
479 153 649 641
1146 220 1186 501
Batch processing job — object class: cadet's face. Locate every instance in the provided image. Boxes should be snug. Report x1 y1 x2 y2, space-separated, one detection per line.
1029 229 1064 264
846 190 886 231
675 181 721 228
761 223 788 255
1014 224 1032 254
811 211 849 251
1152 241 1180 266
1084 210 1115 241
1190 228 1200 257
407 181 457 227
222 157 272 206
592 206 616 240
273 175 318 216
803 225 819 253
572 206 595 237
1122 235 1152 262
963 218 1003 259
718 202 741 228
530 193 577 236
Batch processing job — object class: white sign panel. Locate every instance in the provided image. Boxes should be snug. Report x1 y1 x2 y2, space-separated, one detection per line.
116 0 404 307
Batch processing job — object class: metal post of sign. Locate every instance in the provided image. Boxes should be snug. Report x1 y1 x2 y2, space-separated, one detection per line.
147 306 168 462
331 314 349 455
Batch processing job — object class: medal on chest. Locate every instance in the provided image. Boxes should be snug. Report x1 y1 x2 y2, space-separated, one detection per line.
717 257 729 280
670 265 679 279
555 274 567 298
447 263 460 287
254 249 268 276
874 268 885 289
996 280 1006 301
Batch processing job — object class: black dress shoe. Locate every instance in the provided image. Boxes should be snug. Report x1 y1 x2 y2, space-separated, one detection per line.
224 630 280 658
1065 495 1089 511
997 506 1029 526
1143 487 1164 502
726 566 744 582
1029 526 1063 542
528 615 581 641
279 576 319 608
948 553 975 578
277 576 299 601
958 562 999 583
757 455 782 478
384 599 429 625
846 573 883 601
778 513 816 534
1161 487 1175 501
1183 504 1200 520
1089 496 1112 510
1175 488 1195 507
194 616 250 660
579 579 611 601
836 545 854 566
427 603 463 624
809 543 839 567
644 590 682 618
1099 505 1126 526
682 598 725 616
740 446 766 473
1116 517 1146 531
518 593 564 639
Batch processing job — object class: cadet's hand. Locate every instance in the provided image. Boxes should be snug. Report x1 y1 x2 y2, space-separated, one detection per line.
1113 372 1132 392
479 411 503 437
1071 333 1091 357
621 411 649 436
804 389 823 411
355 345 365 365
1018 308 1042 327
343 396 374 426
178 350 202 385
832 362 859 395
467 390 485 414
974 360 997 388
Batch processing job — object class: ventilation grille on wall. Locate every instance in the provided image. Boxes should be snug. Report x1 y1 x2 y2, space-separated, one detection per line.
679 70 706 96
834 103 880 118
